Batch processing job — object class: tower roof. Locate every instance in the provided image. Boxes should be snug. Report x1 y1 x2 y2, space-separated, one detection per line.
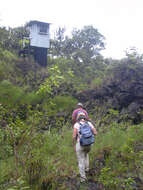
27 20 51 27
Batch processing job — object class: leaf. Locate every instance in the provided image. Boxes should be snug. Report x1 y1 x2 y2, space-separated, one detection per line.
21 187 30 189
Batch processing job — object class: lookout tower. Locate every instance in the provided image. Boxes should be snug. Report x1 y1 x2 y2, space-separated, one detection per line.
27 20 51 66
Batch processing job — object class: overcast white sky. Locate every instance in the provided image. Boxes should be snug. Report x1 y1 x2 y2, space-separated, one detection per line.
0 0 143 59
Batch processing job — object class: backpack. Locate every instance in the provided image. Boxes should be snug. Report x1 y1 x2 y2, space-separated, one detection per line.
76 111 86 121
79 122 95 146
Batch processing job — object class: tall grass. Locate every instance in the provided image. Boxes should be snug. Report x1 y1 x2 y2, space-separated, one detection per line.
1 121 143 189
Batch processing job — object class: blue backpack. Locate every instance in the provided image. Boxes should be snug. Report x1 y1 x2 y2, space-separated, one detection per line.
79 122 95 146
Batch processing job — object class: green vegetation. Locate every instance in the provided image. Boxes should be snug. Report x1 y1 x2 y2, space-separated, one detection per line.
0 24 143 189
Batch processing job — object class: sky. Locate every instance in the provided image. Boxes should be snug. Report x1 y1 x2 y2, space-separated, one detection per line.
0 0 143 59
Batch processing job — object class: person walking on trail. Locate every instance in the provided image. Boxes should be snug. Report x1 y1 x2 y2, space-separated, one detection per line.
72 102 89 128
72 114 97 183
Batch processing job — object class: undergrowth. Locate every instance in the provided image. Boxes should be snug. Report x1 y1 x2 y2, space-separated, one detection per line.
1 122 143 189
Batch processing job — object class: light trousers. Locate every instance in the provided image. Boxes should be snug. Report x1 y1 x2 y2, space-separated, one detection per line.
76 142 91 181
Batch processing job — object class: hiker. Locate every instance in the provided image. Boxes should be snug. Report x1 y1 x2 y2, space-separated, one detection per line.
72 102 89 127
72 114 97 182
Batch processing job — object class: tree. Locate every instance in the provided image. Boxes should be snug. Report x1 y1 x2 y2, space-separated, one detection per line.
50 27 66 57
0 25 29 52
0 27 9 49
124 47 143 65
67 25 105 61
50 25 105 62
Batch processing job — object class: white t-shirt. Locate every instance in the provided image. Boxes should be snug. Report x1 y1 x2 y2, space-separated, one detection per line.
74 121 94 142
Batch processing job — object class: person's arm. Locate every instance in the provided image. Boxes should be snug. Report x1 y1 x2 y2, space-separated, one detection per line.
88 122 98 135
72 119 76 128
72 128 77 152
72 110 77 128
83 109 89 120
86 112 89 120
92 127 98 136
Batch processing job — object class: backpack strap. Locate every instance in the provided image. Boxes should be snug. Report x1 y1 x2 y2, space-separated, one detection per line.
78 122 85 136
78 122 82 134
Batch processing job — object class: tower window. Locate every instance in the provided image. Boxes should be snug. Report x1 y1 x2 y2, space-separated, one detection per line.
39 25 47 34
